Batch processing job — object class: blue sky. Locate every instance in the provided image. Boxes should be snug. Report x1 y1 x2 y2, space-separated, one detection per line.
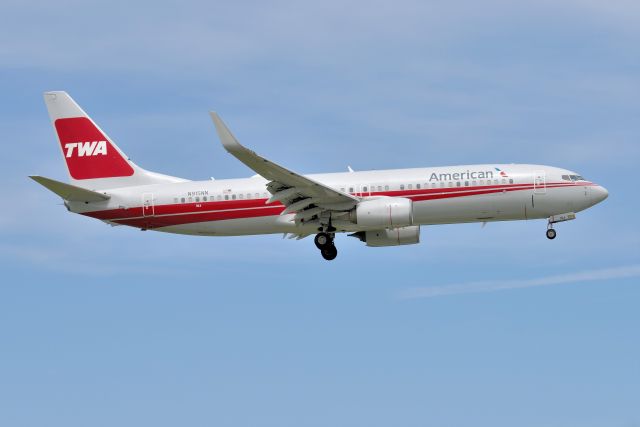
1 1 639 426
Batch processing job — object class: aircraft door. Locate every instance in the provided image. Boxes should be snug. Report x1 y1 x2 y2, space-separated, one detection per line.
533 171 546 194
142 192 155 217
530 171 550 216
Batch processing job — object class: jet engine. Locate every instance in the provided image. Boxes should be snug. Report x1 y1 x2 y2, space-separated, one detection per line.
350 197 413 228
350 226 421 247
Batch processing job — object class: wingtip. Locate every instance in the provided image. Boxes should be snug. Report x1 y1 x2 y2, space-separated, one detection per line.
208 111 224 129
209 112 241 151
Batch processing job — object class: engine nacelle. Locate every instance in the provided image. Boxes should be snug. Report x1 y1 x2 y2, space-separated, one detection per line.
351 197 413 228
351 226 421 247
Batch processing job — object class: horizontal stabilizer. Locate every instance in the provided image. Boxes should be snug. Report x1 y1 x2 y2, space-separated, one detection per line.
29 175 110 202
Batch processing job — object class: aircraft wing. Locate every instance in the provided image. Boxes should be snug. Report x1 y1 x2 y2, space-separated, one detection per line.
210 113 358 225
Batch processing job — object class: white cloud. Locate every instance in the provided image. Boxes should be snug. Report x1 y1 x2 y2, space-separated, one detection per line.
399 264 640 299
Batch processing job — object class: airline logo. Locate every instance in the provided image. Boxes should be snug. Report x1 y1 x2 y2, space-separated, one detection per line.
54 117 134 180
495 167 508 177
64 141 108 157
429 169 495 181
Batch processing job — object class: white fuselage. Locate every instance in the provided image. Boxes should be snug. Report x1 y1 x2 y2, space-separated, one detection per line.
70 163 608 236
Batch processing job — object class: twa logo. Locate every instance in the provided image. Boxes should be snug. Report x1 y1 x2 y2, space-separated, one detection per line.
64 141 108 158
55 117 134 179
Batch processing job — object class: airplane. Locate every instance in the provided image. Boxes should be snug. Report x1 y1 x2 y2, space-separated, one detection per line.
31 91 608 260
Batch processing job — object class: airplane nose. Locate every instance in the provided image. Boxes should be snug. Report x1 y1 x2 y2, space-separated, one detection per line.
592 185 609 204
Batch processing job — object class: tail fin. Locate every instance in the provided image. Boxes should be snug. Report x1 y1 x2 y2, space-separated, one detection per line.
44 91 187 189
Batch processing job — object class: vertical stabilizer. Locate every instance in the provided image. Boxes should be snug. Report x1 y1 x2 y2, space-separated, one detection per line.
44 91 187 189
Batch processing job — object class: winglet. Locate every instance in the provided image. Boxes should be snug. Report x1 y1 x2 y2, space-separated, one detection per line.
210 112 243 154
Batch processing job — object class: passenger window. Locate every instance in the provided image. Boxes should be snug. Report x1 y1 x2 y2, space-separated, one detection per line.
456 182 461 187
217 195 221 201
479 180 484 185
247 193 251 199
509 179 513 184
341 188 345 192
255 193 260 198
400 184 405 190
239 194 243 199
464 181 469 186
439 182 444 188
416 183 421 189
363 186 368 192
181 197 185 203
501 179 507 184
494 179 499 185
448 182 453 187
349 187 354 193
377 186 382 192
384 185 389 191
188 197 193 203
224 195 229 200
195 197 200 202
232 194 236 200
173 197 178 203
407 184 412 190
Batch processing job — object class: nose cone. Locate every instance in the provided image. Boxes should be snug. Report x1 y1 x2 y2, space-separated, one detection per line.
592 185 609 204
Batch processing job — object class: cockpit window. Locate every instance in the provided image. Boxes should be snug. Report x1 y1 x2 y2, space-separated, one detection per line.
563 174 585 182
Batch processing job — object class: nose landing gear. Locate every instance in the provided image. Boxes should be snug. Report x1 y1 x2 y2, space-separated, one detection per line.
314 232 338 260
546 227 557 240
546 212 576 240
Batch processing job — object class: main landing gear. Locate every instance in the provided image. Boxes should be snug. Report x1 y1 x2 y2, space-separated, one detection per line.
314 214 340 262
314 215 339 260
315 232 338 260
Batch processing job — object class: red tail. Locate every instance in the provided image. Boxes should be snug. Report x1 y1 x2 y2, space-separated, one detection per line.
54 117 134 180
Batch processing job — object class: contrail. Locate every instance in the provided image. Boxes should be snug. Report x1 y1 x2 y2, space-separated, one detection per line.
399 264 640 299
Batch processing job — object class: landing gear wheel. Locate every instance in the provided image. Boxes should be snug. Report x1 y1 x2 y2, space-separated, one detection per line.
321 244 338 260
314 232 331 249
546 228 557 240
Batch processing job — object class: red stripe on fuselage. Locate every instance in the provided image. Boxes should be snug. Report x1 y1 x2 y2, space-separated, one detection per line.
82 181 593 228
